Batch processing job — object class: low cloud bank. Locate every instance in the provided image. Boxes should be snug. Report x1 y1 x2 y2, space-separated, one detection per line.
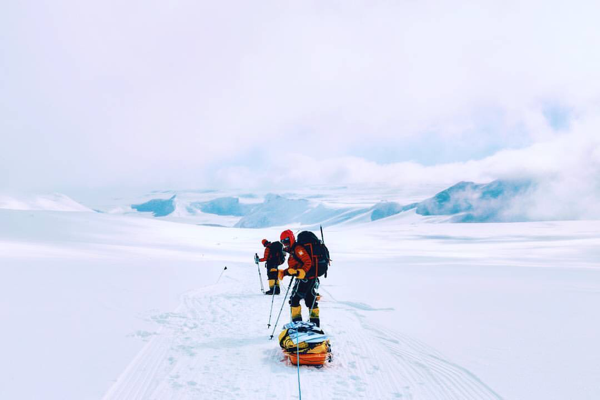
214 122 600 222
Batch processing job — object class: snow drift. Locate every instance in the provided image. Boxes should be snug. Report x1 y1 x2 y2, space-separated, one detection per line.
0 193 93 212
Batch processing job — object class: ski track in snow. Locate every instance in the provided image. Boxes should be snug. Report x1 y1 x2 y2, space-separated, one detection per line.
103 273 502 400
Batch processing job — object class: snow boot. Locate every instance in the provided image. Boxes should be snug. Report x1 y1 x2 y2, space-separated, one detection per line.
310 308 320 327
291 306 302 322
265 280 281 295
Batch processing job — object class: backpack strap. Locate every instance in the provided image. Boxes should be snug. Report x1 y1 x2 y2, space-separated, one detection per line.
290 244 318 279
289 243 301 264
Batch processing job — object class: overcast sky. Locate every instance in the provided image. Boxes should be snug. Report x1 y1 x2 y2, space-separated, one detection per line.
2 0 600 194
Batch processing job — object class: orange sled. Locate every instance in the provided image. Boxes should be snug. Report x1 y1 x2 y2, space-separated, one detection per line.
286 350 331 366
279 321 332 366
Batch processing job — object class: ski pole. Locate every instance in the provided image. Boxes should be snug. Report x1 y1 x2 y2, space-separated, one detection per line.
269 276 295 340
310 226 325 322
255 253 265 293
216 266 227 284
296 323 302 400
267 274 278 328
308 278 320 321
320 225 330 277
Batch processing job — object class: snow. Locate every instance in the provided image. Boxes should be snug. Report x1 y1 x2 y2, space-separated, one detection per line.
80 185 443 228
415 180 534 222
2 207 600 399
131 195 177 217
370 201 417 221
193 197 257 217
89 178 600 229
0 193 93 212
234 194 312 228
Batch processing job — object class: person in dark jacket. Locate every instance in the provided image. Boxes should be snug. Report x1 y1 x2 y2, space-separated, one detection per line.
259 239 285 295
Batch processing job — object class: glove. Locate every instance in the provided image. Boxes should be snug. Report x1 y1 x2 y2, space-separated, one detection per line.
278 269 286 281
287 268 306 279
254 253 259 263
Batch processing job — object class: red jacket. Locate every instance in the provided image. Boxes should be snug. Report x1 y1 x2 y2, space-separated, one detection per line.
287 244 313 278
259 246 270 263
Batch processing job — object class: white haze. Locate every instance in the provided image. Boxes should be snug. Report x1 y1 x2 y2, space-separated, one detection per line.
214 122 600 221
1 0 599 220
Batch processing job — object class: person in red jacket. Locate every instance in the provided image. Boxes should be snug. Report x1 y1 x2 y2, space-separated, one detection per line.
259 239 284 295
278 229 321 326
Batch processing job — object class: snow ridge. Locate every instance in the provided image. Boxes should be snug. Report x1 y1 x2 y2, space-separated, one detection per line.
0 193 93 212
124 179 549 227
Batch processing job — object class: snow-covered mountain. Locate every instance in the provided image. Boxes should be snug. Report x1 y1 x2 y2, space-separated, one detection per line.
188 179 538 227
415 179 535 222
126 192 388 228
132 195 177 217
49 178 595 228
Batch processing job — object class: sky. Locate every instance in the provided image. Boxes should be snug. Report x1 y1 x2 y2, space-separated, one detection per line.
1 0 600 195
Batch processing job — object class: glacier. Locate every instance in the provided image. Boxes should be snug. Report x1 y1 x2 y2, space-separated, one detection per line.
131 195 177 217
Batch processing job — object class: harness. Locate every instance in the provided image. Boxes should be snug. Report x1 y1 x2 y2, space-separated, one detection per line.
290 243 323 280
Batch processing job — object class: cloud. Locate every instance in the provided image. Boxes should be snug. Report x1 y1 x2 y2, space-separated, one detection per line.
212 120 600 221
507 119 600 220
1 0 600 193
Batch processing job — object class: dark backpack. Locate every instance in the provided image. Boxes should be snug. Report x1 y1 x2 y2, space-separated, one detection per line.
296 231 330 278
268 241 286 265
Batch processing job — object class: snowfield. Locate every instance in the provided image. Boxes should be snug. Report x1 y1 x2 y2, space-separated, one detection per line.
1 209 600 399
0 193 93 212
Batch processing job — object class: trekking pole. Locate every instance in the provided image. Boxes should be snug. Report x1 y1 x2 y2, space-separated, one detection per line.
296 324 302 399
308 279 320 320
320 224 330 277
216 266 227 284
310 226 327 322
269 276 295 340
254 253 265 293
267 275 278 328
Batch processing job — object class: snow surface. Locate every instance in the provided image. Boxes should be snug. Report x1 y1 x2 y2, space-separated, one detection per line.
0 193 93 212
2 208 600 399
